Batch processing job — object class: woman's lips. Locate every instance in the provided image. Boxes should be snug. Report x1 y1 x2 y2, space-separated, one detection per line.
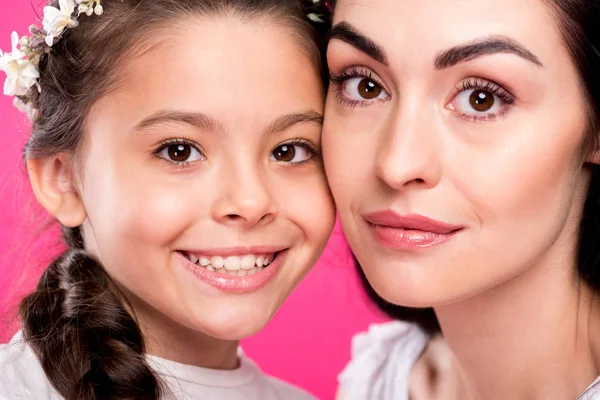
364 211 463 250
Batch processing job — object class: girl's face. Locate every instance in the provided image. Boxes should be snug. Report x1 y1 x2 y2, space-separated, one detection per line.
74 17 334 340
323 0 594 307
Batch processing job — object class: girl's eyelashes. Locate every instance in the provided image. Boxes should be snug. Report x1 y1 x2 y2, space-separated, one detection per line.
329 67 390 108
153 138 318 168
270 139 319 165
447 77 516 122
153 139 205 168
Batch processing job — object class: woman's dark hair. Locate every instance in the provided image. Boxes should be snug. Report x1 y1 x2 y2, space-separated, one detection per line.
18 1 329 398
329 0 600 334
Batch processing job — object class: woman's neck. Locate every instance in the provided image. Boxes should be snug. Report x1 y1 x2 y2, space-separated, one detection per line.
435 238 600 400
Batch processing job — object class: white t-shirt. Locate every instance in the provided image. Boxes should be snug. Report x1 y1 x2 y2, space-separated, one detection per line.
0 332 315 400
338 321 600 400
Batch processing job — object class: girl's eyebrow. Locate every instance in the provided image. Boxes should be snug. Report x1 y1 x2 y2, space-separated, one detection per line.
133 110 323 136
135 110 224 134
263 111 323 137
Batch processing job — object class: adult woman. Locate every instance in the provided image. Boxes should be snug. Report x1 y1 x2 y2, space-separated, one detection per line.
0 0 334 398
323 0 600 398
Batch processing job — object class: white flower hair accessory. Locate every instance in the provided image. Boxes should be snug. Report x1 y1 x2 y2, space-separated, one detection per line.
306 0 331 24
0 0 103 120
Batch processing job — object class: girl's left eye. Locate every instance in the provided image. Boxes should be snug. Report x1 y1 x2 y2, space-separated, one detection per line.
448 78 516 121
156 141 205 164
270 142 315 164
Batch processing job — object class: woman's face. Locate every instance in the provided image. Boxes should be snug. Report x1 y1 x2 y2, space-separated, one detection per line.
323 0 594 307
72 16 335 340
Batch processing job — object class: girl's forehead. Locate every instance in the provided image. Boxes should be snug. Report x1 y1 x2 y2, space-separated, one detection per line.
90 20 324 135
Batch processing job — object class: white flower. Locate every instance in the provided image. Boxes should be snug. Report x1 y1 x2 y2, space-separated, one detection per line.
77 0 102 16
307 13 325 23
13 97 38 121
0 32 40 96
0 32 24 71
43 0 79 47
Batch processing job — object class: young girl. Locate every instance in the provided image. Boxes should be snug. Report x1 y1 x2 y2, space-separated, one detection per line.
323 0 600 399
0 0 334 398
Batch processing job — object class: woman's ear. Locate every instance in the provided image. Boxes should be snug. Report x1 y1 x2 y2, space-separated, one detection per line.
27 153 87 227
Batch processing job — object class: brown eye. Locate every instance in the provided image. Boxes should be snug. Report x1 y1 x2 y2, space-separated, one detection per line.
270 143 313 163
343 76 388 102
273 144 295 162
168 144 191 162
469 90 495 112
157 141 204 164
357 78 383 100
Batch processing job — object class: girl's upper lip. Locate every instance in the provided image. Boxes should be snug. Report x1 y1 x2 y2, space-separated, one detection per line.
364 210 463 234
179 246 287 257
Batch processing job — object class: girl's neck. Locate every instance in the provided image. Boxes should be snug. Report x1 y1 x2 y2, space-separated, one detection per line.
129 295 240 370
435 237 600 400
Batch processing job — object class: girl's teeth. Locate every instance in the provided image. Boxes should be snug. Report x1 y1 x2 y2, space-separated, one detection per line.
199 256 211 266
256 255 265 267
224 256 241 271
211 256 224 268
186 253 277 276
241 255 255 270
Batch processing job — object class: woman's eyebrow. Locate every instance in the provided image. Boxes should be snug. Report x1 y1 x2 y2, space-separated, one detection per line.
328 21 389 66
435 35 543 69
328 23 542 70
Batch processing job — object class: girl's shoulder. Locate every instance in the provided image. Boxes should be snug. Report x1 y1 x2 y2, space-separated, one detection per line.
337 321 430 400
579 376 600 400
0 332 61 399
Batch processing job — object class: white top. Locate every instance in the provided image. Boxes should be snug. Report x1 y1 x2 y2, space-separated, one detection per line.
0 332 315 400
338 321 600 400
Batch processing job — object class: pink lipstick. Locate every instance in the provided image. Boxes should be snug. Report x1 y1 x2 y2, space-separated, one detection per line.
364 211 462 250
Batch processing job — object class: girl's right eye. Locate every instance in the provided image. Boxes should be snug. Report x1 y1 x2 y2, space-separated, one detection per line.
155 140 205 166
330 67 390 107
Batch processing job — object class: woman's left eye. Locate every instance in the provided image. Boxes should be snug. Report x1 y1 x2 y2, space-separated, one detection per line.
270 142 314 164
448 78 516 121
155 141 205 165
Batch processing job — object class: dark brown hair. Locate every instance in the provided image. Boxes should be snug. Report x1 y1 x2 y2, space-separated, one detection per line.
329 0 600 334
19 1 329 398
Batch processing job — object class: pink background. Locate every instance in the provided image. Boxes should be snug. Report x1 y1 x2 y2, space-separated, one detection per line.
0 2 387 399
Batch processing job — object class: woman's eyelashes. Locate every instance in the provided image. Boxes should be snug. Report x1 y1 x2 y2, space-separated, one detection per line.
329 67 390 108
329 66 517 122
447 77 516 122
153 138 319 168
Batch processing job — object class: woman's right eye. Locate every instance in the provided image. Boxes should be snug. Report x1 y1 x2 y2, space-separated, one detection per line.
343 77 388 101
330 68 390 106
155 140 205 166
